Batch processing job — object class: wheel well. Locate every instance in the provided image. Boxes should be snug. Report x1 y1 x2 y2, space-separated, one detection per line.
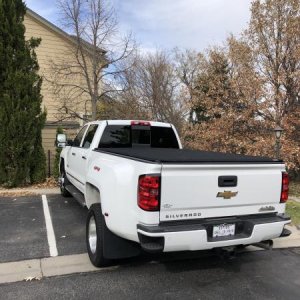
85 183 101 209
60 158 65 174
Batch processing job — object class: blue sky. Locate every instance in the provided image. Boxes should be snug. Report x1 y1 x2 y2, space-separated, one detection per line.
26 0 252 52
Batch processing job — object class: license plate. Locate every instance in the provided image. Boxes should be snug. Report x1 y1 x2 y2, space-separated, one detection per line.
213 224 235 238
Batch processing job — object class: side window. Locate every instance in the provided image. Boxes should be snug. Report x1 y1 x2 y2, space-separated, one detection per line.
151 127 179 149
73 126 88 147
82 125 99 149
98 125 131 148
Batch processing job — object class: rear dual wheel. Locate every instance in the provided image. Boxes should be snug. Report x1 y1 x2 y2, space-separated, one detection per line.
86 204 111 267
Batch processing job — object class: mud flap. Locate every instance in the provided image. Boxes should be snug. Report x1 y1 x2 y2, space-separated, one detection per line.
103 223 141 259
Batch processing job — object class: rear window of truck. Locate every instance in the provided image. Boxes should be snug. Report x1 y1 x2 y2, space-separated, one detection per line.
98 125 179 149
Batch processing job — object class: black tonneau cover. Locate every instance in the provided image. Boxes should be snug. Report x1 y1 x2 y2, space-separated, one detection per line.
95 148 281 164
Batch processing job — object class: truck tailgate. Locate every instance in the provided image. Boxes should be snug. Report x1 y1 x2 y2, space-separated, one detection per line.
160 163 285 221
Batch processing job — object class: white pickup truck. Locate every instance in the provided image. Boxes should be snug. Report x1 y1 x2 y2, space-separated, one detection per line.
58 120 291 267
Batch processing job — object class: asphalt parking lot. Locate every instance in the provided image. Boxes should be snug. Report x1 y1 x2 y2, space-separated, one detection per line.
0 195 87 263
0 194 300 299
1 247 300 300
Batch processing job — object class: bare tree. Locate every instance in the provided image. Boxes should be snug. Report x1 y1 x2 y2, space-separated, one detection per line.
48 0 136 121
117 50 186 131
173 49 204 109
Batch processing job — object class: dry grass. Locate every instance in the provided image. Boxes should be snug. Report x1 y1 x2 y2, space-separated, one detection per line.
0 177 58 197
0 190 39 197
286 201 300 226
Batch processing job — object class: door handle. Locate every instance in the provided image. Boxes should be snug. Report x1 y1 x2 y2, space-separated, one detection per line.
82 156 87 160
72 153 76 156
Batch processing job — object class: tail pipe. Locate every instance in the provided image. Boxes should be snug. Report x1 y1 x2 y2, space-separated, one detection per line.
252 240 273 250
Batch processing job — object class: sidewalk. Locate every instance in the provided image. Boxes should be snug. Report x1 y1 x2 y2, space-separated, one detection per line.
273 224 300 248
289 196 300 203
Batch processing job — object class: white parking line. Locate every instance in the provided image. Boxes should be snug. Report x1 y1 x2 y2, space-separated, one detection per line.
42 195 58 257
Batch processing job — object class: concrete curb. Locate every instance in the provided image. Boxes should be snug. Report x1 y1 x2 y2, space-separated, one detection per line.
0 259 42 284
41 254 101 277
0 253 118 285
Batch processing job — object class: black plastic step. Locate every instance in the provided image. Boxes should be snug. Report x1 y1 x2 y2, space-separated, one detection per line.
138 233 164 253
65 184 86 207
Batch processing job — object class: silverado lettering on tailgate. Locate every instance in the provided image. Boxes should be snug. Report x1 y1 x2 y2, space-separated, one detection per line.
165 213 202 220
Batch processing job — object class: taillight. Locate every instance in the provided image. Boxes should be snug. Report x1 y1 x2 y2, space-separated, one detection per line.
138 175 160 211
280 172 289 203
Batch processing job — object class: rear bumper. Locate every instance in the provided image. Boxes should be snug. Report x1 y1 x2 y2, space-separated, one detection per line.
137 214 291 253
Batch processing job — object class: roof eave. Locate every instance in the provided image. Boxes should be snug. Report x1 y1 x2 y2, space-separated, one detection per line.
26 8 107 57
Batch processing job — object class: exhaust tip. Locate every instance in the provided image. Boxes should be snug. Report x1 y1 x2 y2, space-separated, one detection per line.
252 240 273 250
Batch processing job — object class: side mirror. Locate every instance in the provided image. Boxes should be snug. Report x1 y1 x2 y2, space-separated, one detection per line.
56 134 67 148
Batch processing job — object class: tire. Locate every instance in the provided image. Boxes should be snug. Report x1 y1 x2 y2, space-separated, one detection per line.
86 204 111 267
59 168 71 197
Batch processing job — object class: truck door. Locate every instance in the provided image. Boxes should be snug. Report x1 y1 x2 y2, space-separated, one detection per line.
66 125 88 190
75 124 99 192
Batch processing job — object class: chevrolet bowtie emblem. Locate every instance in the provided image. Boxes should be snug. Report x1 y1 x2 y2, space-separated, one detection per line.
217 191 238 199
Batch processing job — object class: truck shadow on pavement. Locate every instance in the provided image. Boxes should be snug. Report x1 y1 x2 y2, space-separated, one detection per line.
116 247 263 274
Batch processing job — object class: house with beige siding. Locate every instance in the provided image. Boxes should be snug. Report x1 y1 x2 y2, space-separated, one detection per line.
24 8 97 174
